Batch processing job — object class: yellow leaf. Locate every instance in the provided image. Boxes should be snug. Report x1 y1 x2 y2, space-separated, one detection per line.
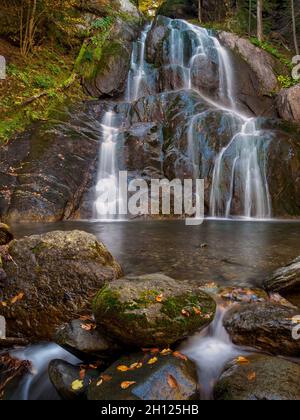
160 348 172 356
148 357 158 365
236 356 250 365
121 381 136 390
181 309 190 317
117 365 129 372
1 302 7 307
167 374 179 389
71 380 84 391
130 362 143 370
96 379 103 387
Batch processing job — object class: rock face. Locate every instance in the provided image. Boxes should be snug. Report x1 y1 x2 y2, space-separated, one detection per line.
223 302 300 357
264 257 300 294
0 223 13 245
219 31 280 95
276 84 300 123
55 319 122 361
49 359 101 400
0 230 122 341
214 354 300 400
88 351 199 400
93 273 216 348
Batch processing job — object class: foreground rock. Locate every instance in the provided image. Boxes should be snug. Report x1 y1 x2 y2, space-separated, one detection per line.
0 230 122 341
55 319 122 361
276 84 300 123
264 257 300 295
0 353 31 400
88 351 199 400
93 273 216 348
49 359 101 401
214 354 300 400
223 302 300 356
0 223 13 245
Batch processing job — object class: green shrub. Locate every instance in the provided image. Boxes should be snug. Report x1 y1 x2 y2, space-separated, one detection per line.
33 75 55 89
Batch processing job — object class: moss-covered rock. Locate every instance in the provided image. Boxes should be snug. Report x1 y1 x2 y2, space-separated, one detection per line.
88 351 199 400
0 230 122 341
93 273 216 347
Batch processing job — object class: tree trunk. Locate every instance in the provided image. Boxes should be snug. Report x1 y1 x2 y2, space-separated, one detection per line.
257 0 263 42
248 0 252 35
198 0 202 23
291 0 299 55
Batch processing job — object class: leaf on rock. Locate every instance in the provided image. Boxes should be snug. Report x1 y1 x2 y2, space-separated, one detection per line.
117 365 130 372
193 307 202 315
173 351 188 361
156 294 163 303
130 362 143 370
160 348 172 356
247 371 256 381
96 379 103 387
71 380 84 391
148 357 158 365
11 292 24 304
235 356 250 365
181 309 190 317
80 323 96 331
121 381 136 390
167 374 179 389
79 369 86 380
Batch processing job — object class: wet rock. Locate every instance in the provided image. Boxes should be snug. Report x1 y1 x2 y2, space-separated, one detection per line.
0 353 31 400
0 224 13 245
218 287 268 304
48 359 101 400
55 319 122 361
214 354 300 400
146 16 170 63
219 31 280 95
190 54 219 95
88 351 199 400
0 230 122 341
93 273 216 348
223 302 300 357
276 84 300 123
264 257 300 295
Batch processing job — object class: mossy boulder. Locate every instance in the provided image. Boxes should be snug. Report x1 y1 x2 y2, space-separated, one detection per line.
93 274 216 347
0 223 13 245
0 230 122 341
214 354 300 400
88 351 199 400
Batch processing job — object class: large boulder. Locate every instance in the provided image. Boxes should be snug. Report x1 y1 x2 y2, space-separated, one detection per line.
0 353 31 400
0 230 122 341
223 302 300 357
88 351 199 400
264 257 300 295
214 354 300 400
55 319 122 361
276 84 300 124
93 273 216 348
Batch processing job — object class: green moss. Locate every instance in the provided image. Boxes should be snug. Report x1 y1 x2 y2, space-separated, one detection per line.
93 285 122 314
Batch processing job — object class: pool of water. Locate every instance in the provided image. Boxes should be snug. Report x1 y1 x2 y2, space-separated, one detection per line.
11 219 300 289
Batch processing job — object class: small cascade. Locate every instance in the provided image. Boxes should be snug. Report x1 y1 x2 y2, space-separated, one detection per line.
94 111 123 219
126 24 152 102
181 305 248 400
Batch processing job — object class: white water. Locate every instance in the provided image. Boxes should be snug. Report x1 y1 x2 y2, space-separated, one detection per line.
9 344 80 400
181 305 248 400
94 111 124 220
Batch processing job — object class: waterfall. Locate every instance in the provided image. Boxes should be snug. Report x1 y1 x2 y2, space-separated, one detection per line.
94 111 122 219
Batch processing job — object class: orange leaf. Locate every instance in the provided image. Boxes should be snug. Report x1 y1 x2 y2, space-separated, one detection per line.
148 357 158 365
247 372 256 381
193 307 202 315
80 323 96 331
156 294 163 303
117 365 129 372
121 381 136 390
11 292 24 304
167 374 179 389
79 369 86 380
236 356 250 365
173 351 188 361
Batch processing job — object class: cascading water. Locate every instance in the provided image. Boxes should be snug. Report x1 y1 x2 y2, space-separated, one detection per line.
94 111 123 219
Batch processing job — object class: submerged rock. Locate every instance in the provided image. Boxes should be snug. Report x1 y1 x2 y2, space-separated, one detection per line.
214 354 300 400
88 351 199 400
0 224 13 246
264 257 300 295
93 273 216 348
0 230 122 341
55 319 122 361
223 302 300 357
49 359 101 401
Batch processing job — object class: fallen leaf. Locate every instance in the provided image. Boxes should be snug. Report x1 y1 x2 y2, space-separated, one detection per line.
173 351 188 361
71 380 84 391
160 348 172 356
101 374 112 382
148 357 158 365
167 374 179 389
121 381 136 390
247 371 256 381
79 369 86 380
193 307 202 315
117 365 130 372
96 379 103 387
181 309 190 317
130 362 143 370
0 302 7 307
80 323 96 331
156 294 163 303
236 356 250 365
11 292 25 304
89 364 98 369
